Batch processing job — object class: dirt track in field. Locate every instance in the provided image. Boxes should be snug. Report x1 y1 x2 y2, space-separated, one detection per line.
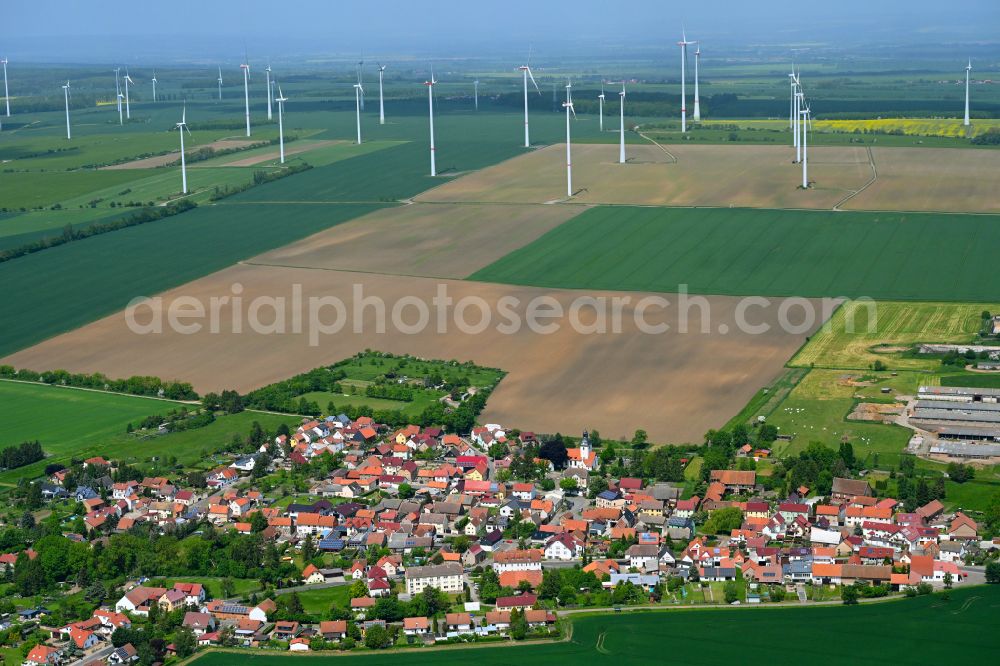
418 143 874 209
841 147 1000 213
213 140 342 167
100 140 259 170
2 264 819 443
251 203 585 279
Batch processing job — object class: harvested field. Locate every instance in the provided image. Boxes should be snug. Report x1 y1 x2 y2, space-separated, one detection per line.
791 301 1000 371
212 140 343 167
251 203 585 279
3 264 819 443
101 139 259 169
419 143 872 209
848 402 904 422
843 147 1000 213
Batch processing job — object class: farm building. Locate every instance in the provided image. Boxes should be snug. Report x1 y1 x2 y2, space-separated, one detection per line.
917 386 1000 403
933 427 1000 443
930 441 1000 458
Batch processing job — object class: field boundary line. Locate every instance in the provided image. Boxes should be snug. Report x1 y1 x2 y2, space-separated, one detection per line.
635 125 679 163
0 377 196 404
833 145 878 211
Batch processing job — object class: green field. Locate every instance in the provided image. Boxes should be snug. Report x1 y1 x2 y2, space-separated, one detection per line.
0 380 294 486
767 369 913 467
791 301 998 370
188 585 1000 665
941 374 1000 389
469 206 1000 302
0 170 149 209
0 201 383 357
292 585 353 615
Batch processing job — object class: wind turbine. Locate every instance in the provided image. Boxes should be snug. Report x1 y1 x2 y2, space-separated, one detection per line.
425 69 437 177
693 46 701 121
123 69 134 119
378 64 386 125
62 81 71 139
677 30 695 132
518 48 541 147
964 59 972 127
789 68 796 129
177 103 191 194
474 79 479 110
276 84 287 164
353 81 364 144
151 70 157 103
562 81 576 198
800 102 811 189
619 81 626 164
598 81 605 132
240 53 251 137
114 67 122 119
117 89 124 125
795 86 804 163
217 66 223 101
2 58 9 117
357 54 365 111
265 62 273 120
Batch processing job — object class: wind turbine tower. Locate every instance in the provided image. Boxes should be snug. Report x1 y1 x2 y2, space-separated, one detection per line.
678 30 695 132
276 84 288 163
474 79 479 110
177 104 191 194
354 82 364 144
693 46 701 121
619 82 626 164
518 49 541 147
218 67 223 101
240 55 251 137
123 69 134 119
265 63 272 120
964 59 972 127
378 64 386 125
425 70 437 177
1 58 9 117
152 70 157 102
598 81 605 132
801 103 811 188
62 81 71 139
563 81 576 198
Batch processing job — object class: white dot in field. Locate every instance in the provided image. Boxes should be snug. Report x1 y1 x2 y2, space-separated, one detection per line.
718 324 729 334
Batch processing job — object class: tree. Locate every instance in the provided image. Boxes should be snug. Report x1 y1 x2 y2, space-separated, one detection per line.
943 571 953 590
841 584 859 605
302 534 317 562
221 577 236 598
538 436 568 470
250 511 268 533
631 429 648 448
769 586 786 602
985 561 1000 584
348 579 368 599
420 586 448 617
363 624 392 649
398 483 415 499
510 608 528 640
703 507 743 534
559 477 578 493
173 626 197 658
723 580 741 604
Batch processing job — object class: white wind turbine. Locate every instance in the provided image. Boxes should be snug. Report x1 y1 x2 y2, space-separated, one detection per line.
518 48 541 147
788 68 796 129
800 102 811 189
123 69 134 119
794 84 804 163
598 81 605 132
474 79 479 110
357 54 365 111
177 103 191 194
62 81 71 139
964 59 972 127
114 67 122 119
378 64 386 125
425 69 437 176
677 30 695 132
276 84 288 163
353 80 364 144
265 62 272 120
619 81 626 164
240 52 251 137
151 70 157 102
562 81 576 198
693 45 701 121
217 66 223 101
117 89 124 125
2 57 10 117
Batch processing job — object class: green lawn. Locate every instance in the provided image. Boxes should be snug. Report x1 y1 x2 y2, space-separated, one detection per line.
469 206 1000 302
189 585 999 665
941 374 1000 389
292 585 353 615
0 397 294 486
299 390 442 418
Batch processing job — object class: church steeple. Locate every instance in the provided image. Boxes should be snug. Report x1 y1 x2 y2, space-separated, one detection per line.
580 430 591 459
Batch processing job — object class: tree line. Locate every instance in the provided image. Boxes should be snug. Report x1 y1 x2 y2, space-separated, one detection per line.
0 366 198 400
0 440 44 471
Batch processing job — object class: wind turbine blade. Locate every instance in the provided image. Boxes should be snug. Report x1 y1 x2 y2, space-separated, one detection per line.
526 67 540 95
570 104 577 119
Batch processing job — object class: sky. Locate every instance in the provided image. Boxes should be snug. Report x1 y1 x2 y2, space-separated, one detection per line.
4 0 999 63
